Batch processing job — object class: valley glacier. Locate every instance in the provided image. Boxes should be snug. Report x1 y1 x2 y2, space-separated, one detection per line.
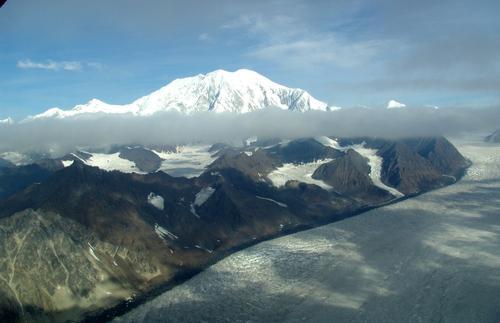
114 136 500 323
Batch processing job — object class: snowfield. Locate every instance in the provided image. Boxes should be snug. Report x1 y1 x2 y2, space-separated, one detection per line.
153 145 216 178
85 152 144 174
114 137 500 323
267 159 333 190
59 145 216 177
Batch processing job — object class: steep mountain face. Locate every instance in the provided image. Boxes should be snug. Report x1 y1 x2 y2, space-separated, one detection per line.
116 147 163 173
378 142 447 195
485 129 500 143
402 137 470 177
312 149 393 204
0 163 57 199
29 69 330 120
0 136 469 322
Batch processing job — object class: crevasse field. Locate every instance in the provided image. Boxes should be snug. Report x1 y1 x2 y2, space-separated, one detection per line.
115 136 500 323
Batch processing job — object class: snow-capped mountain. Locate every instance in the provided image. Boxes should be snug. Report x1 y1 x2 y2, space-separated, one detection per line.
0 117 14 125
29 69 331 120
386 99 406 109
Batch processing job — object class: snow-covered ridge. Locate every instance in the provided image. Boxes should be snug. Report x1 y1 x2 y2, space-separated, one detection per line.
29 69 333 120
386 99 406 109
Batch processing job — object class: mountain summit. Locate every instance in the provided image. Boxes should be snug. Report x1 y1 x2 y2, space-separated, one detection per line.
30 69 331 120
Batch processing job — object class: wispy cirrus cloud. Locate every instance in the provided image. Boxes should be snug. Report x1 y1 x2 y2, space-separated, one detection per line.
16 59 104 71
221 14 389 69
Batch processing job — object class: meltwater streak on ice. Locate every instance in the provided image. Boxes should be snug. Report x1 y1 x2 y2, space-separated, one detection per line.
114 137 500 323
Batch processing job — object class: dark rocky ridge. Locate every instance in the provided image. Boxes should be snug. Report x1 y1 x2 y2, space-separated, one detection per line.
312 149 393 204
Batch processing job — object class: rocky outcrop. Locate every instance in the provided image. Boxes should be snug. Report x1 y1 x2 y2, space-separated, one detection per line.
312 149 393 203
118 147 163 173
402 137 470 177
266 138 343 164
378 142 447 195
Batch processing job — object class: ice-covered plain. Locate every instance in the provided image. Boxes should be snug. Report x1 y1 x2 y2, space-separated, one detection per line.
114 136 500 323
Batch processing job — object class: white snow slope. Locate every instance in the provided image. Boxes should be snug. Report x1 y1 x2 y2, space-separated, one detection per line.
29 69 331 120
267 159 334 190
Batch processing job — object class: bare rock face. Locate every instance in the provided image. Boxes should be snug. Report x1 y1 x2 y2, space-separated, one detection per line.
312 149 393 204
402 137 470 177
118 147 163 173
378 142 445 195
0 210 168 323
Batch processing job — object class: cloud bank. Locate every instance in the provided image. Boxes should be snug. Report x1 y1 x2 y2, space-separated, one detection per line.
0 107 498 156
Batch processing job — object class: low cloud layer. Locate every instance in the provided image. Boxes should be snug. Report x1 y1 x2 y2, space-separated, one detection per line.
1 107 498 157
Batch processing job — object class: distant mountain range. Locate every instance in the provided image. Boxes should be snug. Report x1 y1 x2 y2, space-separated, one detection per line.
29 69 335 120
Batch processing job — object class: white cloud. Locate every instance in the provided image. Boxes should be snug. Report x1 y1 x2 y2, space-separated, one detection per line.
222 14 388 69
249 37 384 69
17 59 105 72
1 106 499 156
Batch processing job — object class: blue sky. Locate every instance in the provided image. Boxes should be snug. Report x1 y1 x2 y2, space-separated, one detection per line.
1 0 499 120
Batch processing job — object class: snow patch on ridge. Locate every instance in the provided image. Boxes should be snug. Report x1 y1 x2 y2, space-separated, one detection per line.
256 196 288 208
148 193 165 210
194 187 216 206
154 224 178 241
62 160 74 167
